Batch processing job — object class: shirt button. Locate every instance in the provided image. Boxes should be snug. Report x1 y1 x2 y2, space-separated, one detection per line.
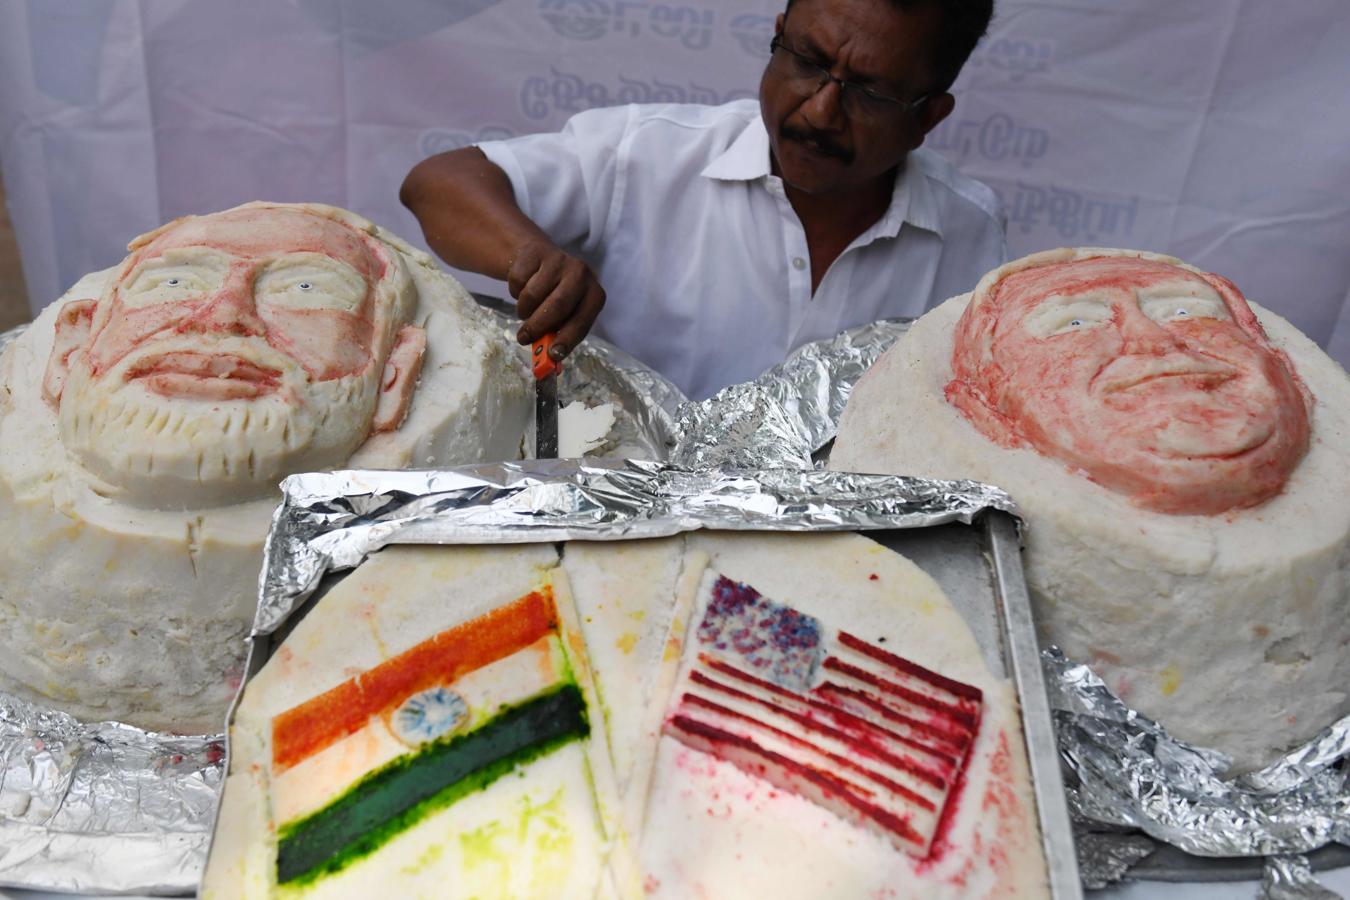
792 257 806 270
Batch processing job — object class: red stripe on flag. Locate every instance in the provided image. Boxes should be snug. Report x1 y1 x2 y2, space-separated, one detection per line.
823 657 978 729
699 655 958 771
666 715 927 851
690 667 948 790
838 631 985 702
680 693 937 812
815 682 972 755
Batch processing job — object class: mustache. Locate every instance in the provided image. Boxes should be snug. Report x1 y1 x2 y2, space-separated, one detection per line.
780 124 853 163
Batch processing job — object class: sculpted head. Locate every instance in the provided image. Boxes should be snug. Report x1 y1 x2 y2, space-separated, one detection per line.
945 248 1312 515
42 202 427 507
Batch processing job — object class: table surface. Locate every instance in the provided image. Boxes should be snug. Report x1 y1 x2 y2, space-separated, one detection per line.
3 867 1349 899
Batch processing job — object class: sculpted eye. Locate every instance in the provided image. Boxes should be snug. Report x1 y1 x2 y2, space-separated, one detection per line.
256 254 366 312
1139 289 1229 324
120 254 228 308
1022 294 1113 338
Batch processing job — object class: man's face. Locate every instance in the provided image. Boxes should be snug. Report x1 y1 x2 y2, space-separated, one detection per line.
52 205 419 507
948 255 1311 515
759 0 948 196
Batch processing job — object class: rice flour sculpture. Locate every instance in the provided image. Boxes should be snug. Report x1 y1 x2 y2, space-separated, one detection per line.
0 202 530 732
832 247 1350 772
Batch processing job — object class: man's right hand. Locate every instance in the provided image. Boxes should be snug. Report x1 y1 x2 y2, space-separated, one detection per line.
401 148 606 363
507 239 606 363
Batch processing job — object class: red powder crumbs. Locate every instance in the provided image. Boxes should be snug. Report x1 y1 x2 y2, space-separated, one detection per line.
869 573 879 581
643 875 661 893
205 742 225 765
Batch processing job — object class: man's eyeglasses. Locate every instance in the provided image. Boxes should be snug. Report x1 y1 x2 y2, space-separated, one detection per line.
769 34 931 120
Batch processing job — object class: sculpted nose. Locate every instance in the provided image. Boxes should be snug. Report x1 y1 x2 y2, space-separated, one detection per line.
1118 302 1183 355
184 269 264 337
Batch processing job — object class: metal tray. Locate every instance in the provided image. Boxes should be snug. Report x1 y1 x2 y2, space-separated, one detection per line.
233 508 1081 899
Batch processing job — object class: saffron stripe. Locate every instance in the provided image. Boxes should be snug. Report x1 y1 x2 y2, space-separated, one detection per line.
690 667 947 790
823 657 978 728
666 715 926 850
272 588 558 771
680 693 936 812
837 631 985 702
275 683 587 886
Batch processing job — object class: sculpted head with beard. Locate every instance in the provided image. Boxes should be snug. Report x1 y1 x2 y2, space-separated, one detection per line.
41 202 427 508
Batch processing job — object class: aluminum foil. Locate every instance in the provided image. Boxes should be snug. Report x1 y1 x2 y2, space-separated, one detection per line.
1070 825 1156 891
670 318 910 469
1261 855 1344 900
257 460 1015 635
472 295 686 460
1045 648 1350 862
0 691 222 894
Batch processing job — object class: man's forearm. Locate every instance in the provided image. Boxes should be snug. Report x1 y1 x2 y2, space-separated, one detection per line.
399 146 607 360
399 147 550 280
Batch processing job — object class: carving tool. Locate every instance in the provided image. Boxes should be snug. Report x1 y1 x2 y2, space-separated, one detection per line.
533 333 561 459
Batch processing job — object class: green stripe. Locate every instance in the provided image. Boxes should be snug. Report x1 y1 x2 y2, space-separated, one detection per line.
276 683 588 886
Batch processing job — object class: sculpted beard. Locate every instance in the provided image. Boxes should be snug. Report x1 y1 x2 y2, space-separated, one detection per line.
58 337 382 509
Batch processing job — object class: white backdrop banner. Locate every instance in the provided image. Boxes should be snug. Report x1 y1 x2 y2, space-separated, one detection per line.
2 0 1348 367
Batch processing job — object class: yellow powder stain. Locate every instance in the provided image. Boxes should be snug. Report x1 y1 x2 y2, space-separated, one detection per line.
1159 664 1182 696
615 632 638 655
399 841 446 876
458 787 574 895
628 609 646 622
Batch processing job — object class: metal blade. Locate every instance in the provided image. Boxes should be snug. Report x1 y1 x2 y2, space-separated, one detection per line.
535 372 559 459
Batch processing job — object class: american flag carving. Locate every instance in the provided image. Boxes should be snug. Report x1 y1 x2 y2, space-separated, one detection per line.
663 574 983 858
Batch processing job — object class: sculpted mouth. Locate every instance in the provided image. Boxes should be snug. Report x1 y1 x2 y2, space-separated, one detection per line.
125 351 282 400
1093 355 1237 395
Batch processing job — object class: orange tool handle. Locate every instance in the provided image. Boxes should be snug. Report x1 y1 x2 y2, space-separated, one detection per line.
532 333 563 380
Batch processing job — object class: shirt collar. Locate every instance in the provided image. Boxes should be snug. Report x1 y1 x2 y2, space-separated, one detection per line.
701 115 943 238
701 113 773 181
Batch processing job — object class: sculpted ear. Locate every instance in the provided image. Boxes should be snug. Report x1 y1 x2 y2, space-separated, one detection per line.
370 324 427 433
42 298 97 408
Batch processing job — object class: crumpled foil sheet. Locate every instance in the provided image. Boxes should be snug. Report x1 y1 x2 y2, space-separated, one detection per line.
256 459 1015 636
562 332 684 459
1261 854 1345 900
1045 648 1350 870
670 318 909 469
472 295 686 460
0 692 222 894
1070 823 1156 891
0 313 683 894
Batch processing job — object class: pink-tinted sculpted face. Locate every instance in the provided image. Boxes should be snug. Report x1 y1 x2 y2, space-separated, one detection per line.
86 207 389 399
46 204 425 508
946 256 1312 515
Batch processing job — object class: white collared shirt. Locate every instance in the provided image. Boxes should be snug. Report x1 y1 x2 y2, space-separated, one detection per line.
479 99 1006 401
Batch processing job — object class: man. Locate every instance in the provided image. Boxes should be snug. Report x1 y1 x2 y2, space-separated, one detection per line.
402 0 1001 400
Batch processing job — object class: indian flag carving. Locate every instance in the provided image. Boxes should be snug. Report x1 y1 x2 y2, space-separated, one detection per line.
268 587 591 886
